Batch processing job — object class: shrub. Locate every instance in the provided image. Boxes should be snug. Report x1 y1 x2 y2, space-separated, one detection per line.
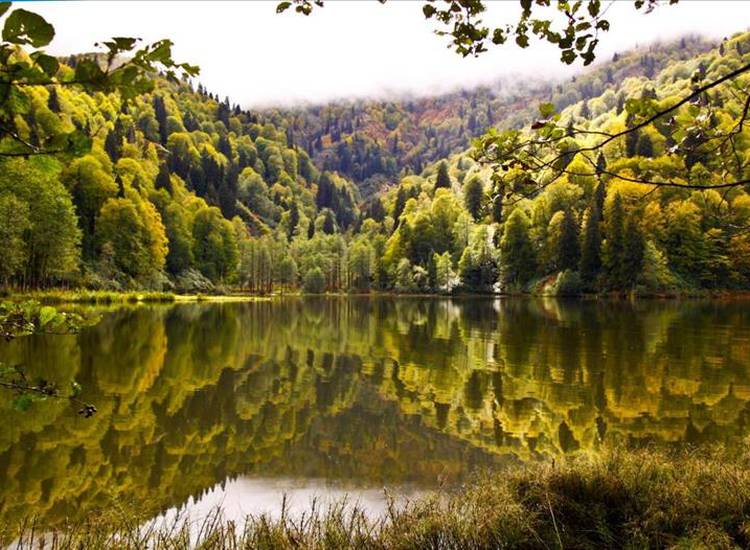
303 267 326 294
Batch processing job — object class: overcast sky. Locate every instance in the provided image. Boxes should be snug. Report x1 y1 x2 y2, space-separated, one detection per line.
31 1 750 108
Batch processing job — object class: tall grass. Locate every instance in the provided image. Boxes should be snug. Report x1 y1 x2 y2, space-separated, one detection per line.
9 289 177 305
5 447 750 549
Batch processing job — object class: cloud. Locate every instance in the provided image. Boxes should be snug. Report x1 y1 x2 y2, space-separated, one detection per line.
32 1 750 108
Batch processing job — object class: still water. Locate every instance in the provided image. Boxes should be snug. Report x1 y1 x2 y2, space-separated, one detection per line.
1 297 749 532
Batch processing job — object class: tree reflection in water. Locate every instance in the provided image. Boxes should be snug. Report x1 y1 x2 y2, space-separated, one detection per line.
1 297 749 532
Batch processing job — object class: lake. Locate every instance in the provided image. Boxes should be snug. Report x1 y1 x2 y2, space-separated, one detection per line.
1 297 749 533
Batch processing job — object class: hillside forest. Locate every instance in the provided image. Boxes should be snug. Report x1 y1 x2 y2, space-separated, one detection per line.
3 32 750 295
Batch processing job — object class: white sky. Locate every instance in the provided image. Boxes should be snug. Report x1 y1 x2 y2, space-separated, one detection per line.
31 1 750 108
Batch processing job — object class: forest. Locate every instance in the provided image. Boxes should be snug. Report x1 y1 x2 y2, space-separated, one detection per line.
3 28 750 296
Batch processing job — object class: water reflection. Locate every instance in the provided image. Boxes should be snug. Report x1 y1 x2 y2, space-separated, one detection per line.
1 297 749 532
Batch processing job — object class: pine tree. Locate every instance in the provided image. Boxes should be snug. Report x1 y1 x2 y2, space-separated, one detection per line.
463 176 484 221
579 100 591 119
435 161 451 189
104 127 122 163
307 219 315 239
625 129 640 158
580 203 602 284
287 201 299 239
500 209 536 288
47 87 61 113
155 163 172 193
153 95 169 145
322 209 336 234
605 193 626 287
557 209 580 271
115 175 125 198
636 133 654 158
615 93 625 116
622 216 645 286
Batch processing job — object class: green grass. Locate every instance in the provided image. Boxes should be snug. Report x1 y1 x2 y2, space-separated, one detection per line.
6 289 177 305
6 447 750 549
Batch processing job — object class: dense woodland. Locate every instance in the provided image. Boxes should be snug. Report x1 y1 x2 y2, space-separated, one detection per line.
3 33 750 295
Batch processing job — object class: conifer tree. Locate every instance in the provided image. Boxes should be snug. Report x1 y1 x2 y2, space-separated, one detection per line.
622 216 645 286
557 209 580 271
605 193 626 287
435 161 451 189
636 133 654 158
463 176 484 221
47 87 61 113
500 209 536 288
152 95 169 145
580 204 602 284
155 163 172 193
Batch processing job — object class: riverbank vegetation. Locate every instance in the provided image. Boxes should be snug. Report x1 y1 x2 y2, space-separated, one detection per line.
6 447 750 549
2 8 750 297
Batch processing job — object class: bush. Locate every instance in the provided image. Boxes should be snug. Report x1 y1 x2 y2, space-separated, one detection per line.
552 269 584 296
303 267 326 294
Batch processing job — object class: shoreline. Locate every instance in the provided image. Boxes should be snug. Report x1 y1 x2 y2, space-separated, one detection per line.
4 288 750 305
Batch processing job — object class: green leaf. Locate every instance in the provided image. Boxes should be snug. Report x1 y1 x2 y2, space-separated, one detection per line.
539 102 555 118
0 3 11 18
422 4 436 18
276 1 292 13
2 9 55 48
33 53 59 77
38 306 57 328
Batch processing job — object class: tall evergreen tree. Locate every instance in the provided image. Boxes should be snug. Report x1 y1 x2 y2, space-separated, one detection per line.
463 176 484 221
155 163 172 193
622 216 645 286
605 193 626 287
636 133 655 158
435 161 451 189
104 127 122 163
557 209 580 271
580 203 602 284
500 209 536 288
47 87 61 113
287 201 299 239
152 95 169 145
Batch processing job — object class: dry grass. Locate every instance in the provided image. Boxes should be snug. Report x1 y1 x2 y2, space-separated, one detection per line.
5 447 750 549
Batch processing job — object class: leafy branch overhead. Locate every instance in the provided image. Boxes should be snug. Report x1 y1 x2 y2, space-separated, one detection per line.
473 58 750 204
0 301 97 415
0 1 199 158
277 0 678 62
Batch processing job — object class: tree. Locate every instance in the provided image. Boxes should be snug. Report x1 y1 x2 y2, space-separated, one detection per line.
556 209 580 271
0 158 81 286
0 194 30 285
303 266 326 293
580 204 602 285
636 133 654 158
463 176 484 221
61 155 118 258
604 193 626 288
279 256 298 291
459 225 498 291
163 203 194 275
622 216 645 286
435 161 451 189
192 206 238 282
500 209 535 289
0 5 198 158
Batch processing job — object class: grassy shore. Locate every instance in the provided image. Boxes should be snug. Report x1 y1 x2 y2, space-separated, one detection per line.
6 448 750 549
3 289 272 305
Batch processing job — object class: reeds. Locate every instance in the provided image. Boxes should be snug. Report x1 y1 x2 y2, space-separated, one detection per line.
5 448 750 549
